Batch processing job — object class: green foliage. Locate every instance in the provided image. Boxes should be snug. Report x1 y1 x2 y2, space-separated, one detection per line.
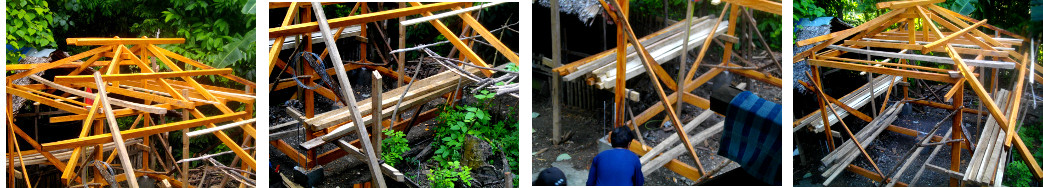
381 129 410 167
431 87 519 187
948 0 979 15
794 0 826 21
6 0 57 64
1005 160 1034 186
44 0 256 82
427 161 473 188
1005 121 1043 186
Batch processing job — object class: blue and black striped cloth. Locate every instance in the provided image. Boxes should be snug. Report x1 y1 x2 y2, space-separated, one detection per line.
718 91 782 185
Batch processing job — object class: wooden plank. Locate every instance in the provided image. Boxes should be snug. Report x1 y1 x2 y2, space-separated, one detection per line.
639 110 714 163
272 139 310 167
718 0 781 15
93 72 141 188
795 8 905 47
28 75 169 114
408 2 493 77
6 45 113 81
798 80 873 122
877 0 944 9
67 38 184 46
41 112 247 151
453 6 519 63
334 140 406 182
54 69 233 84
7 86 88 114
371 72 383 158
1004 52 1030 146
923 19 988 51
642 121 723 175
185 119 256 138
807 59 958 83
825 45 1014 69
310 4 386 187
847 165 909 186
270 2 467 37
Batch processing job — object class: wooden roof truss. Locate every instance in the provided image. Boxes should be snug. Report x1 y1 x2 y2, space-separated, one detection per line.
6 37 257 187
794 0 1041 186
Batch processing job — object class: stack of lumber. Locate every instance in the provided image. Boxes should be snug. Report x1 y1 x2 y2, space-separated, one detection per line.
6 139 142 166
820 102 905 186
558 16 728 89
795 75 901 133
963 89 1011 185
267 25 362 50
301 66 482 142
638 110 723 175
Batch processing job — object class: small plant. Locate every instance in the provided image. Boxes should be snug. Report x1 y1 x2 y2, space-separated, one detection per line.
427 161 473 188
381 129 410 166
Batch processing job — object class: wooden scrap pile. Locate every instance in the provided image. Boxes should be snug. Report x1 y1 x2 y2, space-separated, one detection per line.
6 37 257 187
268 2 518 188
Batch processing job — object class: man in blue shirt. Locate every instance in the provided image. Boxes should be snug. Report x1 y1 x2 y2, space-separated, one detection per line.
586 127 644 186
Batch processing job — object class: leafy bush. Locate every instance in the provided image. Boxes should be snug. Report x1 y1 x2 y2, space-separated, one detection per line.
794 0 825 22
6 0 57 64
1005 160 1034 187
427 161 473 188
381 129 410 167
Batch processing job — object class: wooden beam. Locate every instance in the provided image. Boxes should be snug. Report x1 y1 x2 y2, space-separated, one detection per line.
825 45 1014 69
408 2 494 77
54 69 233 84
453 6 519 64
93 72 141 188
28 75 170 114
67 38 185 46
185 119 256 138
41 112 247 151
877 0 944 9
807 59 958 83
7 86 88 114
310 3 386 187
6 45 113 82
718 0 781 15
270 2 467 37
923 19 988 51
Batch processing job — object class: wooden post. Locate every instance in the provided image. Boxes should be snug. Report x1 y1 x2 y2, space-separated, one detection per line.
181 89 190 186
312 3 386 187
614 0 628 128
301 6 319 170
550 0 562 145
93 72 140 188
951 83 964 186
372 71 383 157
398 2 406 88
677 0 692 122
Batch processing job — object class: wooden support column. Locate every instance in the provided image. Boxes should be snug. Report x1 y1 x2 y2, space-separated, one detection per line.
312 3 386 187
550 0 563 145
398 2 406 88
371 71 383 157
677 0 692 125
614 0 627 127
181 89 190 186
951 77 964 186
813 68 836 150
94 73 140 188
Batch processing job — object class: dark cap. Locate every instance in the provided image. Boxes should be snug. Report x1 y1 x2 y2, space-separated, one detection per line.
533 167 567 186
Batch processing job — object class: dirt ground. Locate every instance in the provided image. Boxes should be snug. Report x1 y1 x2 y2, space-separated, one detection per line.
531 50 782 186
793 81 1039 186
